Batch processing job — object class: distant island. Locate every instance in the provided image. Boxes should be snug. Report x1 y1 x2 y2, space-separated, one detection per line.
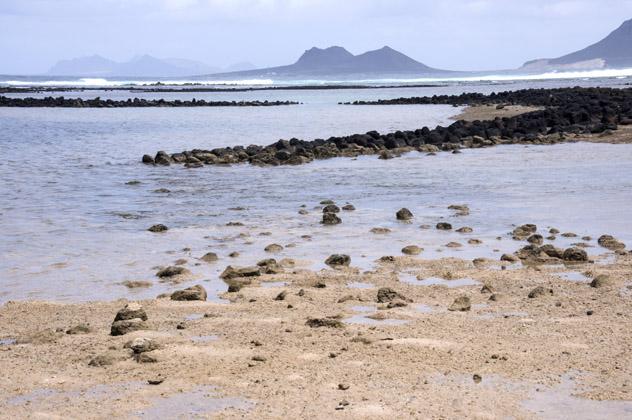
521 18 632 71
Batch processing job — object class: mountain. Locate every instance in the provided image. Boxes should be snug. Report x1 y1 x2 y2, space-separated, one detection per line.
47 55 242 77
521 19 632 71
206 46 447 78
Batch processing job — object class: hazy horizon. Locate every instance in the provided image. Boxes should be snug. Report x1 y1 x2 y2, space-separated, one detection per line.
1 0 632 75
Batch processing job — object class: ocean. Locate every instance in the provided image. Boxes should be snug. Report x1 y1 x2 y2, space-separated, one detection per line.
1 74 632 303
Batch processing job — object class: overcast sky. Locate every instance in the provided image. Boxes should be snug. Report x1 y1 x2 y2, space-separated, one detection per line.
1 0 632 74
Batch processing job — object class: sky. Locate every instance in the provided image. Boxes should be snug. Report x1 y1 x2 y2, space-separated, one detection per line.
1 0 632 74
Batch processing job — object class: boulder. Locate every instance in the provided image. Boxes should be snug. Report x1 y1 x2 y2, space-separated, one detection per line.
111 319 147 336
322 204 341 214
598 235 626 251
436 222 453 230
562 247 588 262
200 252 218 263
114 303 148 322
342 204 356 211
322 212 342 225
264 243 284 253
512 224 537 240
156 266 190 278
527 234 544 245
590 274 613 288
220 265 261 280
456 227 473 233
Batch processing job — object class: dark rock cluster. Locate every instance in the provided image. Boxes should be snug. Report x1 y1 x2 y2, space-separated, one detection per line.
0 96 299 108
142 87 632 168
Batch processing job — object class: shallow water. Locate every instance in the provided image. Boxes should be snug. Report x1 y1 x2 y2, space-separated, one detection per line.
1 82 631 303
400 274 481 288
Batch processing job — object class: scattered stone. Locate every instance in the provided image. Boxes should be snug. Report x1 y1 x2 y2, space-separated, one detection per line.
306 318 344 328
325 254 351 268
396 208 414 221
275 291 287 301
88 354 117 367
264 243 283 253
561 232 577 238
513 224 537 240
114 303 148 322
220 265 261 280
448 204 470 216
171 285 207 301
229 251 240 258
468 239 482 245
598 235 626 251
156 266 190 278
456 227 473 233
590 274 613 288
473 374 482 384
111 319 147 336
148 378 164 385
549 228 560 234
445 242 462 248
436 222 453 230
174 258 187 265
125 337 160 354
122 280 153 289
481 284 494 294
338 384 350 390
562 247 588 262
448 296 471 312
320 200 335 205
135 353 158 363
66 324 92 335
322 212 342 225
252 355 267 362
387 300 408 309
322 204 341 214
337 295 354 303
370 227 391 234
401 245 422 255
377 287 410 303
528 286 554 298
200 252 218 263
298 209 309 215
527 234 544 245
148 224 168 233
342 204 356 211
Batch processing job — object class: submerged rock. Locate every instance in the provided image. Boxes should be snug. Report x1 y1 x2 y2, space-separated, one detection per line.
436 222 453 230
396 208 414 221
322 212 342 225
562 247 588 262
264 243 284 253
148 224 169 233
220 265 261 280
598 235 626 251
200 252 218 263
401 245 422 255
156 266 190 278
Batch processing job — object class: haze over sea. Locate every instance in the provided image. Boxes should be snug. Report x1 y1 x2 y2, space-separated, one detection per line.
1 73 631 303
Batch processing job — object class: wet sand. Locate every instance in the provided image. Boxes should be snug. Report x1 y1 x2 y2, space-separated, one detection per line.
1 248 631 418
452 104 543 121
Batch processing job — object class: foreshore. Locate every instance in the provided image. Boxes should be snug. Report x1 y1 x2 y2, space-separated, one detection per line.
1 206 631 417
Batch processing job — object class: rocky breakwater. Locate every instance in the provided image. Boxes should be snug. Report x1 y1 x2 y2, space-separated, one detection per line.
142 87 632 168
0 96 299 108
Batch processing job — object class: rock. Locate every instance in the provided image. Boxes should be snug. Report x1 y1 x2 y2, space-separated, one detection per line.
598 235 626 251
275 291 287 301
306 318 344 328
89 354 117 367
114 303 148 322
396 208 414 221
528 286 553 298
298 209 309 215
561 232 578 238
473 374 482 384
110 319 147 336
171 285 207 301
445 242 462 248
320 200 335 205
135 353 158 363
512 224 537 240
148 224 169 233
377 287 410 303
562 247 588 262
322 212 342 225
527 234 544 245
590 274 613 288
401 245 422 255
142 154 155 164
448 296 471 312
156 266 190 278
448 204 470 216
549 228 560 234
371 227 391 234
501 254 519 263
264 243 283 253
338 383 350 390
456 227 473 233
468 239 482 245
66 324 92 335
481 284 494 294
252 355 267 362
436 222 453 230
122 281 153 289
148 378 164 385
325 254 351 268
125 337 160 353
342 204 356 211
220 265 261 280
387 299 408 309
257 258 283 274
379 150 395 160
322 204 341 213
200 252 218 263
229 251 240 258
540 244 564 259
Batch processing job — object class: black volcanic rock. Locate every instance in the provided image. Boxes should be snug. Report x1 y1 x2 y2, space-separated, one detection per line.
523 19 632 69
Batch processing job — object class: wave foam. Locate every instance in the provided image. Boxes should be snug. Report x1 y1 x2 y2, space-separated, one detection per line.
2 78 275 87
